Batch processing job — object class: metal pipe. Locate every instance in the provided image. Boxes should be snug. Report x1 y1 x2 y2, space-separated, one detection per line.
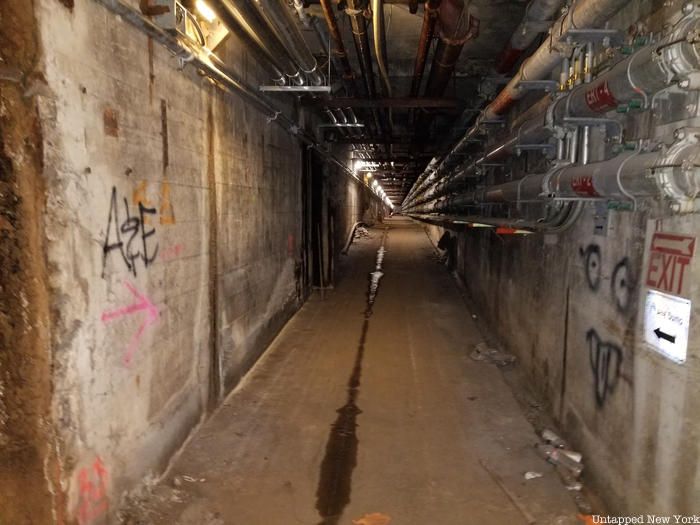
251 0 325 85
423 0 479 97
319 0 355 84
372 0 392 98
405 11 700 208
409 144 699 215
209 0 305 85
345 0 378 99
91 0 391 211
496 0 564 74
410 0 441 96
310 16 356 95
485 0 629 119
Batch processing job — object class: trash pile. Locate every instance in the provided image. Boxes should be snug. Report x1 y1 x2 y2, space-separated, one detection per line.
534 429 592 514
470 342 517 367
354 226 371 239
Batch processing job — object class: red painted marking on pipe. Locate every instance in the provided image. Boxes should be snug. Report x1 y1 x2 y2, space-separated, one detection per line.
495 227 517 235
585 80 618 112
495 44 523 74
571 175 599 197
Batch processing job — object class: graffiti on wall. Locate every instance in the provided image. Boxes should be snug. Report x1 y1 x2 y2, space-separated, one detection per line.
579 243 635 408
102 182 178 277
586 329 623 408
101 281 159 366
102 186 159 277
76 457 109 525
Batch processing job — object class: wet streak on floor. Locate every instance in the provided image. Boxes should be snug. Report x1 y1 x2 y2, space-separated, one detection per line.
316 229 388 525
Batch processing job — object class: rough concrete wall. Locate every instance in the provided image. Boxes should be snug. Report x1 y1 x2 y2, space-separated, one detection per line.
426 205 700 514
30 0 304 522
0 1 59 522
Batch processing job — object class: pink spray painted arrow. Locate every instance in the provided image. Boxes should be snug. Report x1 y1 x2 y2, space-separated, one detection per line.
101 281 159 366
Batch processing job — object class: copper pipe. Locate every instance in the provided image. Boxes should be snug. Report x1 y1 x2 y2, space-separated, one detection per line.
410 0 441 97
319 0 354 81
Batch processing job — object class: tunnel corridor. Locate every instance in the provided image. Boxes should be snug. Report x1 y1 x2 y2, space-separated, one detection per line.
119 217 579 524
3 0 700 523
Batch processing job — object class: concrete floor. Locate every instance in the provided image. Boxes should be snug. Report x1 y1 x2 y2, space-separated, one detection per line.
124 217 582 525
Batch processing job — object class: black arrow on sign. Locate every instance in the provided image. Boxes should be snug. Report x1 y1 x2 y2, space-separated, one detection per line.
654 328 676 344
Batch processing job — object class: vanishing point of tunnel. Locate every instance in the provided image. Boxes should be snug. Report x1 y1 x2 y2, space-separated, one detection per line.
1 0 700 523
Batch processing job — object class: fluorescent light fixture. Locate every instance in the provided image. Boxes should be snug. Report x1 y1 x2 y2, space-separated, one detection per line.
196 0 217 22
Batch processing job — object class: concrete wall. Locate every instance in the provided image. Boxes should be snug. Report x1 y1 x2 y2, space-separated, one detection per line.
426 205 700 514
0 0 382 522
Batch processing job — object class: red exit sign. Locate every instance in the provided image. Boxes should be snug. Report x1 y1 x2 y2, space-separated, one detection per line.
646 232 696 295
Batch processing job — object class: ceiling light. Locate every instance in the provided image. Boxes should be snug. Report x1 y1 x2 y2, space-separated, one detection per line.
196 0 217 22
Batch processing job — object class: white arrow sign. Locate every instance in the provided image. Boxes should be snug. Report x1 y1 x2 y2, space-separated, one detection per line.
644 290 692 364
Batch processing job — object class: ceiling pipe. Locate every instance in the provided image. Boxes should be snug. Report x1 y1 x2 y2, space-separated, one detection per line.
405 0 632 207
405 10 700 209
371 0 394 134
344 0 387 144
410 0 441 97
92 0 391 210
209 0 305 85
251 0 325 85
411 140 700 215
485 0 629 119
371 0 392 99
495 0 565 74
423 0 479 97
319 0 356 86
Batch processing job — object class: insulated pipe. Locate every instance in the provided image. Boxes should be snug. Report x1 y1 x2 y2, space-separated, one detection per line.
406 0 630 207
209 0 305 85
496 0 564 74
485 0 629 119
406 12 700 208
423 0 479 97
410 0 441 96
410 140 699 215
251 0 325 85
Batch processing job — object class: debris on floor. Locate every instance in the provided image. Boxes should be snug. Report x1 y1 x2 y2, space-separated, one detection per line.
470 342 517 367
355 226 371 239
352 512 392 525
524 471 543 480
535 429 592 511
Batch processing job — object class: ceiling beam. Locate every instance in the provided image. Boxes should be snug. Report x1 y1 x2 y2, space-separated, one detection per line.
308 97 464 109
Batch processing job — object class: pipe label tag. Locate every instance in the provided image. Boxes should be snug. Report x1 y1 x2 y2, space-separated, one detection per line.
585 80 618 112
